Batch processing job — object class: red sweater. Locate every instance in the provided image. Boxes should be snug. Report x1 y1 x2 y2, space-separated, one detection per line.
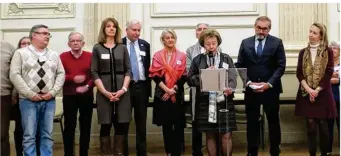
60 51 93 96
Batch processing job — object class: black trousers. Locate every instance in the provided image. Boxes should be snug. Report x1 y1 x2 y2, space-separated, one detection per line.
328 100 340 153
124 81 149 156
190 89 203 156
1 95 12 156
192 121 203 156
245 91 281 156
62 95 93 156
163 123 183 156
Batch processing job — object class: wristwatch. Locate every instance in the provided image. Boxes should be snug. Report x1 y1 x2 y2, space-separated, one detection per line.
121 87 128 92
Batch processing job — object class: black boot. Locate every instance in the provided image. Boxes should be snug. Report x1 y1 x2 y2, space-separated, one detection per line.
100 136 112 156
114 135 124 156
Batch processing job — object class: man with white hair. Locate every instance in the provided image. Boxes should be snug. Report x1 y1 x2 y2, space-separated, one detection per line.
60 32 94 156
10 24 65 156
122 19 151 156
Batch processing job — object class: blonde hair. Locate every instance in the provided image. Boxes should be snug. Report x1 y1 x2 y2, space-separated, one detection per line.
198 29 222 47
97 17 122 44
309 22 328 47
160 28 177 45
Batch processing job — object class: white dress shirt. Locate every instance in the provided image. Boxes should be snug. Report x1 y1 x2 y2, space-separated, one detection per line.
127 38 146 80
254 36 267 54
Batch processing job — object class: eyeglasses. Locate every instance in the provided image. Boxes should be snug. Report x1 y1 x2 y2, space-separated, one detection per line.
69 40 83 43
255 26 270 32
34 32 52 38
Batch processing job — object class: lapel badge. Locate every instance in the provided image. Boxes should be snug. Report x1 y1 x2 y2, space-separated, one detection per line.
140 44 144 47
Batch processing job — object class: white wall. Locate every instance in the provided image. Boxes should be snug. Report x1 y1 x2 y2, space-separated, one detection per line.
328 3 340 42
0 3 85 53
129 3 267 59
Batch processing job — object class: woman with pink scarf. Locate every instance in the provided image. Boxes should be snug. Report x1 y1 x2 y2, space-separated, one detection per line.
149 28 187 156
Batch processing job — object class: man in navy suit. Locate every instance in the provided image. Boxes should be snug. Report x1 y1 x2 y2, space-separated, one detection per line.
122 19 151 156
235 16 286 156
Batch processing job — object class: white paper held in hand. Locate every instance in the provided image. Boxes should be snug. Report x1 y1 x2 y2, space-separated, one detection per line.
249 84 264 90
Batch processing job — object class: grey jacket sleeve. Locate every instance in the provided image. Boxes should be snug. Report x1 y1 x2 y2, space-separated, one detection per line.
91 46 101 81
123 46 132 77
186 47 192 72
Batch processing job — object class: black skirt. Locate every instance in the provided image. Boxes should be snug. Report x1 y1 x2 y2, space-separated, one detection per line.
194 92 237 132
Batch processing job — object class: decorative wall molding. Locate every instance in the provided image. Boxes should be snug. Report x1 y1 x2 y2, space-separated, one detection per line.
150 3 266 18
149 24 254 47
149 24 254 57
0 27 76 39
1 3 75 19
83 3 96 50
279 4 328 52
81 3 130 48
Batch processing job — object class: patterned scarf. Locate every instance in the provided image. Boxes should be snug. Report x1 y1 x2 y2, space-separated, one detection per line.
301 44 328 96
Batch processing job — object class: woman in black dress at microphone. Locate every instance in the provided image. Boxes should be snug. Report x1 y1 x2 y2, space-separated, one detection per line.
188 29 237 156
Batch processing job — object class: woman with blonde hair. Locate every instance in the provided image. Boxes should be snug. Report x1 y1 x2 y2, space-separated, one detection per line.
295 22 336 156
91 17 132 156
188 29 237 156
149 28 187 156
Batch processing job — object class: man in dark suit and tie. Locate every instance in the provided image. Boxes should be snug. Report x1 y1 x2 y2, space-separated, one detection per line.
235 16 286 156
122 19 151 156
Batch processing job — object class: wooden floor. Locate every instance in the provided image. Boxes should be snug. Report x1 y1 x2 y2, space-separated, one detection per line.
9 143 340 156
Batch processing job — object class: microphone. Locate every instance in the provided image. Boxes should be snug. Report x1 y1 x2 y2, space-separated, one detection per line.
208 51 214 67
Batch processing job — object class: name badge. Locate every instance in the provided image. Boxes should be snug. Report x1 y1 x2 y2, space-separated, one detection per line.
101 54 110 59
176 60 181 65
39 56 47 62
222 62 229 69
140 51 146 56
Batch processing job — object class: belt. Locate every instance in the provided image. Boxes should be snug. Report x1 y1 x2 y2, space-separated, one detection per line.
130 80 146 85
99 71 125 75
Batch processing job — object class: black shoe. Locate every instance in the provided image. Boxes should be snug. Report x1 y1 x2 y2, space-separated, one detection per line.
320 152 332 156
246 153 257 156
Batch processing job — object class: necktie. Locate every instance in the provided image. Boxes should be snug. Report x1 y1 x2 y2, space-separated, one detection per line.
129 42 139 81
257 38 263 57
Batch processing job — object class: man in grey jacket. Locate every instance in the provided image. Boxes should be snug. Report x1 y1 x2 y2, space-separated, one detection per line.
10 24 65 156
0 40 16 156
186 23 210 156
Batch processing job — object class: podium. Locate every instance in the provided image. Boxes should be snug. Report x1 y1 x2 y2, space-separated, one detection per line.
199 68 247 156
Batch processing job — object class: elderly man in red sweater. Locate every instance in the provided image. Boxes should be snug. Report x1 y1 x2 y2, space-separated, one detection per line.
60 32 94 156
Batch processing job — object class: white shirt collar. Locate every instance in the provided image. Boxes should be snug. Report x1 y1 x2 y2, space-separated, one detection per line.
127 38 138 46
28 44 47 52
28 44 47 56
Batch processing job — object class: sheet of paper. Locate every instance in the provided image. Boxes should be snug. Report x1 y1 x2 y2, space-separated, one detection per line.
200 69 226 92
249 84 264 90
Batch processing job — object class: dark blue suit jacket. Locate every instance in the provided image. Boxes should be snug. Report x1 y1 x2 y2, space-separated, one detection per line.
122 37 152 97
235 35 286 93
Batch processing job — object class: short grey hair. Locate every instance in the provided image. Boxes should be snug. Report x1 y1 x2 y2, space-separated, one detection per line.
68 32 84 41
29 24 48 40
329 41 340 49
196 23 210 29
126 19 141 28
